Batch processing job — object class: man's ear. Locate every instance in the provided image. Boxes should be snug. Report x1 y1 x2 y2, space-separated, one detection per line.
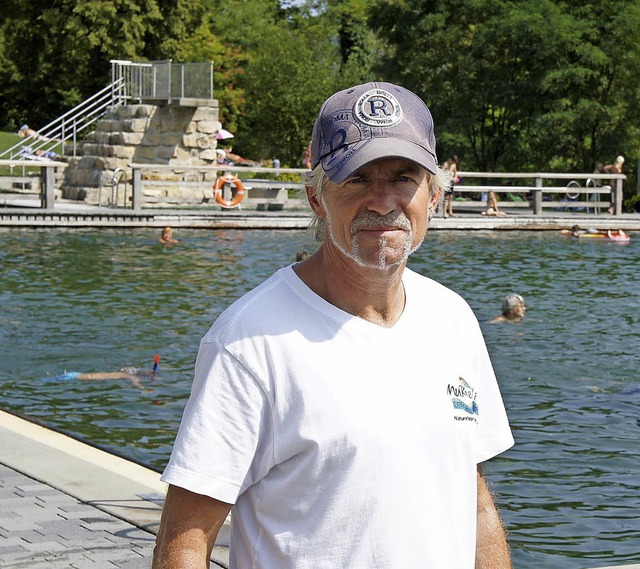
305 186 326 218
429 188 442 211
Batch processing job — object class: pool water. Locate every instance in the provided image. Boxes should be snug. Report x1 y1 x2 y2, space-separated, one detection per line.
1 227 638 568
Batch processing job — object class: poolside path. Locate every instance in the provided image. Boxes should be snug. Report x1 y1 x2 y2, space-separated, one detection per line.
0 409 229 568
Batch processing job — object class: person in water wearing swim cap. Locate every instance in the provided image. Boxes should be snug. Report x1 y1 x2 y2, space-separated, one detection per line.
489 293 526 323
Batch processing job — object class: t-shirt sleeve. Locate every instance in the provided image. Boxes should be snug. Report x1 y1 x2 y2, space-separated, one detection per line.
160 340 274 504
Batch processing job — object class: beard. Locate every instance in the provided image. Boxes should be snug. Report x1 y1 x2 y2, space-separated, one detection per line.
326 210 424 270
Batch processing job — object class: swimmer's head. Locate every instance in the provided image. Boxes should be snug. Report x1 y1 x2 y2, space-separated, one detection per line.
502 293 526 320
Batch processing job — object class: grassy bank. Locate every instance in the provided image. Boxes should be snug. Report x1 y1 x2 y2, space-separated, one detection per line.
0 131 21 154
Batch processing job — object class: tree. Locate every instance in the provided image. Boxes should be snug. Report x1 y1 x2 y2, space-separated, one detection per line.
0 0 162 129
369 0 640 186
238 12 339 165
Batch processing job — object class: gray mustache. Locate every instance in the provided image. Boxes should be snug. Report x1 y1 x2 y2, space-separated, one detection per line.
350 211 411 235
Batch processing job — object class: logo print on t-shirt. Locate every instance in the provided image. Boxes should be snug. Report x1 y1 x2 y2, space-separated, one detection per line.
447 377 479 422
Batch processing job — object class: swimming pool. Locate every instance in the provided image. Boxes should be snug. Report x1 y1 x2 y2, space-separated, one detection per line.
1 227 638 568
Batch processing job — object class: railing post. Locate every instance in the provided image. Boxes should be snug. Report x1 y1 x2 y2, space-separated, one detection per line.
41 165 56 209
132 167 142 211
167 59 172 104
210 61 214 100
533 176 543 215
614 178 623 216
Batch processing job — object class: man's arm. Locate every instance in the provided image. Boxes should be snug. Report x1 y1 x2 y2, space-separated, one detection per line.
476 466 511 569
153 484 232 568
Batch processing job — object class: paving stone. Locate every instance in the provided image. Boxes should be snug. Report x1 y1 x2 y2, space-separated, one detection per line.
0 466 158 568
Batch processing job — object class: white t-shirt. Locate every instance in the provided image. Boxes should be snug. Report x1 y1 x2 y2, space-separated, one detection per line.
162 265 514 568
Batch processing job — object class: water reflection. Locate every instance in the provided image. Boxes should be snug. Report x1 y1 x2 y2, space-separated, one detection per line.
1 227 638 568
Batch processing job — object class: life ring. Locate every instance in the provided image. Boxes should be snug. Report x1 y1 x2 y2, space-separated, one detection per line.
214 174 245 208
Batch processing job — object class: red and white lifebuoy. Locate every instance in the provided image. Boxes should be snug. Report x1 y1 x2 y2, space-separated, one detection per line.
214 174 245 208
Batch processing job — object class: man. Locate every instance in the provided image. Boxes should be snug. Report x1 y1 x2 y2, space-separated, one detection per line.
153 82 514 568
489 293 527 323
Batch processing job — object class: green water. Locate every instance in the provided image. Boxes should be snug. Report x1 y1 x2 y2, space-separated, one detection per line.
1 227 638 568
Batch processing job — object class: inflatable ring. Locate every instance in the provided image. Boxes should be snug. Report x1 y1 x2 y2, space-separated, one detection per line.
214 174 245 208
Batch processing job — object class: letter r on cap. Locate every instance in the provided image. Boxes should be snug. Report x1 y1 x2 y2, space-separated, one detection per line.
368 99 391 117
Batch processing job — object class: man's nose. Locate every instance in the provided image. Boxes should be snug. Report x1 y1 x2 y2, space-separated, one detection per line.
365 180 397 215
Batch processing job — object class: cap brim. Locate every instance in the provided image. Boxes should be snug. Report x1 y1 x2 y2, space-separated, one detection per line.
325 138 437 184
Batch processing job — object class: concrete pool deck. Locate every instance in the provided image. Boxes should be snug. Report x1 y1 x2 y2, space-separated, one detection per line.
0 409 230 568
2 409 639 569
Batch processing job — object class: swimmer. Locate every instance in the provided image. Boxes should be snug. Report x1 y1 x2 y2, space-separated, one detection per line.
489 293 526 323
43 369 155 392
295 250 309 262
159 226 178 245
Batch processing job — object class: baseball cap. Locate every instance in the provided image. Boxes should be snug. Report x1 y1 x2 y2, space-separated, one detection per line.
311 82 438 184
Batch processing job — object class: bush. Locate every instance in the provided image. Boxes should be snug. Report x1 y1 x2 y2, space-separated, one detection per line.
623 194 640 213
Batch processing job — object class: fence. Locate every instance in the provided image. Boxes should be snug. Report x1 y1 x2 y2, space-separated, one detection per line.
449 171 626 216
111 60 214 103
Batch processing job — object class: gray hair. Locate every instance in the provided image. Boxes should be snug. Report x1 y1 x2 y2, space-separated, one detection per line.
304 163 451 242
502 293 524 315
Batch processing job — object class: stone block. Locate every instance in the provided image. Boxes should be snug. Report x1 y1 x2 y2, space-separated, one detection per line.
182 133 200 148
114 146 136 159
94 132 112 145
192 107 219 121
197 121 219 134
173 147 192 162
78 156 98 169
199 149 216 162
157 146 176 160
141 131 162 146
122 132 145 145
115 106 139 119
136 105 157 118
123 119 148 133
197 135 215 149
94 157 122 171
80 143 99 156
96 120 112 132
135 146 157 161
162 133 183 146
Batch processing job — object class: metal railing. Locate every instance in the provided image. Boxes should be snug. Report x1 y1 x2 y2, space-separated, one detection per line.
447 171 626 216
111 60 214 103
0 79 125 162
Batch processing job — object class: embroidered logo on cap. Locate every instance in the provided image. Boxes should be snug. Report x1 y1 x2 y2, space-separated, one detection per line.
353 89 403 128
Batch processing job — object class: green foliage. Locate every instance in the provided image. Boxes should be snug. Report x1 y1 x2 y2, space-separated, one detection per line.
0 0 162 129
370 0 640 179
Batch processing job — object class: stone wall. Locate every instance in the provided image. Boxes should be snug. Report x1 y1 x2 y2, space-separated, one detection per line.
62 103 223 206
